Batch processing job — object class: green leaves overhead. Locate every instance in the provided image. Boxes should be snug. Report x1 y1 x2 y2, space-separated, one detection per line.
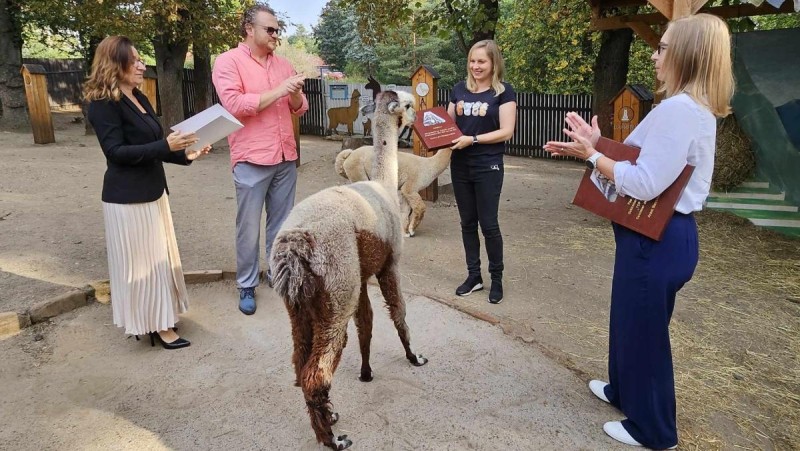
21 0 247 59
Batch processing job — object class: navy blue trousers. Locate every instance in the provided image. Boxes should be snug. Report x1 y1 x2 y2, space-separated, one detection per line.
451 162 504 280
604 213 698 449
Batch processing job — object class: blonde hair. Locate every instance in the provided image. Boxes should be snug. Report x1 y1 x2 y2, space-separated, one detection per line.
465 40 506 96
659 14 734 117
83 36 136 102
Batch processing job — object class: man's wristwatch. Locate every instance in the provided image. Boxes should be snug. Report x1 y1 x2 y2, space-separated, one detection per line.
585 152 603 170
472 135 479 145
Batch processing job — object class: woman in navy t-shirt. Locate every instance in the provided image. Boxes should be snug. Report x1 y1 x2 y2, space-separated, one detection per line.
447 39 517 304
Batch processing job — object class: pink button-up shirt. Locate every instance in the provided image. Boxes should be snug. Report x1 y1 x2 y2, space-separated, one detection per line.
212 43 309 170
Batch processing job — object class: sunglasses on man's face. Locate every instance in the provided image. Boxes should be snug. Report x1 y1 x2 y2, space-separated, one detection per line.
252 24 280 36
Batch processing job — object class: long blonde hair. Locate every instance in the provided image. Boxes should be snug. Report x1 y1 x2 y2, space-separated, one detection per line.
83 36 136 102
465 40 506 96
659 14 734 118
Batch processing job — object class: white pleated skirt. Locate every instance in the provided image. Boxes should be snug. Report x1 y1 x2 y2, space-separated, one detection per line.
102 192 189 335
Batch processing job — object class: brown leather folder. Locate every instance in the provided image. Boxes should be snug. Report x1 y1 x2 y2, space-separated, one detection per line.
571 137 694 241
412 106 463 151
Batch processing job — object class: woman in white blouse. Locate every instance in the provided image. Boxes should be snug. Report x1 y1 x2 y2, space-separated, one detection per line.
544 14 734 449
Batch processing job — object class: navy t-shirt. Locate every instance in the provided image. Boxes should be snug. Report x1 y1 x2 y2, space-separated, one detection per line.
449 81 516 167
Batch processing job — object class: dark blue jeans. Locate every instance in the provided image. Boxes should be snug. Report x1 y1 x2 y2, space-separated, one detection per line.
451 162 504 281
606 213 698 449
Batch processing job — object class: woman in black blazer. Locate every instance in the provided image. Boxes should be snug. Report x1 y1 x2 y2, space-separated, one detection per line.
84 36 210 349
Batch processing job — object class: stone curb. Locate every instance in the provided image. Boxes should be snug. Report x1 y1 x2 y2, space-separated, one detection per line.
0 269 228 340
1 270 498 340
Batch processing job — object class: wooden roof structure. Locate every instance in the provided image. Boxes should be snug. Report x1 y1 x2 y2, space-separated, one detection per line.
589 0 798 48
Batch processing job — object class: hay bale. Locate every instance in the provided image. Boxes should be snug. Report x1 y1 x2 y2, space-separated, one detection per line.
712 114 755 191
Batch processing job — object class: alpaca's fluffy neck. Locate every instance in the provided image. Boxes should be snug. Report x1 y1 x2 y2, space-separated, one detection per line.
371 119 400 201
413 147 453 191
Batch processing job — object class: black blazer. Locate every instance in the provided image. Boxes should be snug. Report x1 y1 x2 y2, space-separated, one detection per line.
88 89 191 204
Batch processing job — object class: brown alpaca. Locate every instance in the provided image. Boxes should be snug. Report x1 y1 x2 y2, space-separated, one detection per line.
335 146 453 237
327 89 361 135
271 91 427 450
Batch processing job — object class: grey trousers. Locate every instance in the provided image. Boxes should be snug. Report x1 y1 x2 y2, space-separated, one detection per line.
233 161 297 289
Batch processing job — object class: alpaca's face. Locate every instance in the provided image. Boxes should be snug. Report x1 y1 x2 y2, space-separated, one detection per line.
386 91 416 129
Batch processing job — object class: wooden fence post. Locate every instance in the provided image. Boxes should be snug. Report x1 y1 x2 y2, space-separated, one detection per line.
411 65 441 202
141 67 159 115
21 64 55 144
293 114 301 167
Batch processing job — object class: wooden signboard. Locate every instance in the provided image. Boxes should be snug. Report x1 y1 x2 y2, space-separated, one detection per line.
611 84 653 142
571 137 693 241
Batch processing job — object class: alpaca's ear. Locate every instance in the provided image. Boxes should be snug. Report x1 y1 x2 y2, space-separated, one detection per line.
360 101 375 115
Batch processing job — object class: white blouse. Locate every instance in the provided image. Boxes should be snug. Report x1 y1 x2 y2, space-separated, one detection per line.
614 93 717 214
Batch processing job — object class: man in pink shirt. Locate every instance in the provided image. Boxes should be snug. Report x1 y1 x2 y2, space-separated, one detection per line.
212 4 308 315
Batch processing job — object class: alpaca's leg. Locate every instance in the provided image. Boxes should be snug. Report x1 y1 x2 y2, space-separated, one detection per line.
376 263 428 367
354 282 374 382
301 320 352 450
287 302 314 387
406 191 427 237
400 190 426 237
399 196 412 236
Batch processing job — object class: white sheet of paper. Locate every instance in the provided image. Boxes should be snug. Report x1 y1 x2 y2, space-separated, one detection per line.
170 103 243 151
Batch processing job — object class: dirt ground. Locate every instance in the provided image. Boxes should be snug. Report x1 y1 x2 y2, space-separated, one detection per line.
1 112 798 450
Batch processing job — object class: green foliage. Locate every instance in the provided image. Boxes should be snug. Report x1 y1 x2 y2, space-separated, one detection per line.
341 0 499 52
375 32 462 89
275 40 324 77
314 2 377 74
498 0 598 94
626 37 656 90
287 24 318 53
20 0 247 60
22 26 82 58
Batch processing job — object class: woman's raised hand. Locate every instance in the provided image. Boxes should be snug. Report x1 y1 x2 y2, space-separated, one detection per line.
186 144 212 161
565 112 601 147
166 130 199 151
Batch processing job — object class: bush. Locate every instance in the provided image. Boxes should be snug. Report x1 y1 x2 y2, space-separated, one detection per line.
712 114 755 191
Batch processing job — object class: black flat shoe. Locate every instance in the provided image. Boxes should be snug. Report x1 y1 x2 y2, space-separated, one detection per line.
149 332 191 349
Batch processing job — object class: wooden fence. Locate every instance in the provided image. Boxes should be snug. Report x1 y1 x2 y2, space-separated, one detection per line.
436 88 593 158
25 59 594 159
22 58 86 110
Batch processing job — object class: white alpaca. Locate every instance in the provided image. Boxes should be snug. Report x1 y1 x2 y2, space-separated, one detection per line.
270 91 428 450
334 146 453 237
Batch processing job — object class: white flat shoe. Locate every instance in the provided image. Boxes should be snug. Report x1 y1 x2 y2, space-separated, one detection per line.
589 380 610 403
603 421 677 449
603 421 642 447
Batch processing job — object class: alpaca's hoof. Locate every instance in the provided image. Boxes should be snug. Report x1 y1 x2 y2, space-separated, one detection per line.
330 412 340 425
359 371 373 382
411 354 428 366
331 434 352 450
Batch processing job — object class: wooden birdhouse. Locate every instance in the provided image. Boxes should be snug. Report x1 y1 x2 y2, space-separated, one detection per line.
411 65 441 201
611 84 653 142
20 64 55 144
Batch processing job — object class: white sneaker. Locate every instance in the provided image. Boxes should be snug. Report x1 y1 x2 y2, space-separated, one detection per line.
589 380 610 403
603 421 642 447
603 421 677 449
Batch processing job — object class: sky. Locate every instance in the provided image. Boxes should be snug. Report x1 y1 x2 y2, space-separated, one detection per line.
269 0 328 36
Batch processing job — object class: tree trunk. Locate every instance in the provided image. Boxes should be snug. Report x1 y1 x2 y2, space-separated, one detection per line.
592 28 634 138
193 42 212 114
0 0 29 129
470 0 499 48
82 35 102 135
153 36 189 129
